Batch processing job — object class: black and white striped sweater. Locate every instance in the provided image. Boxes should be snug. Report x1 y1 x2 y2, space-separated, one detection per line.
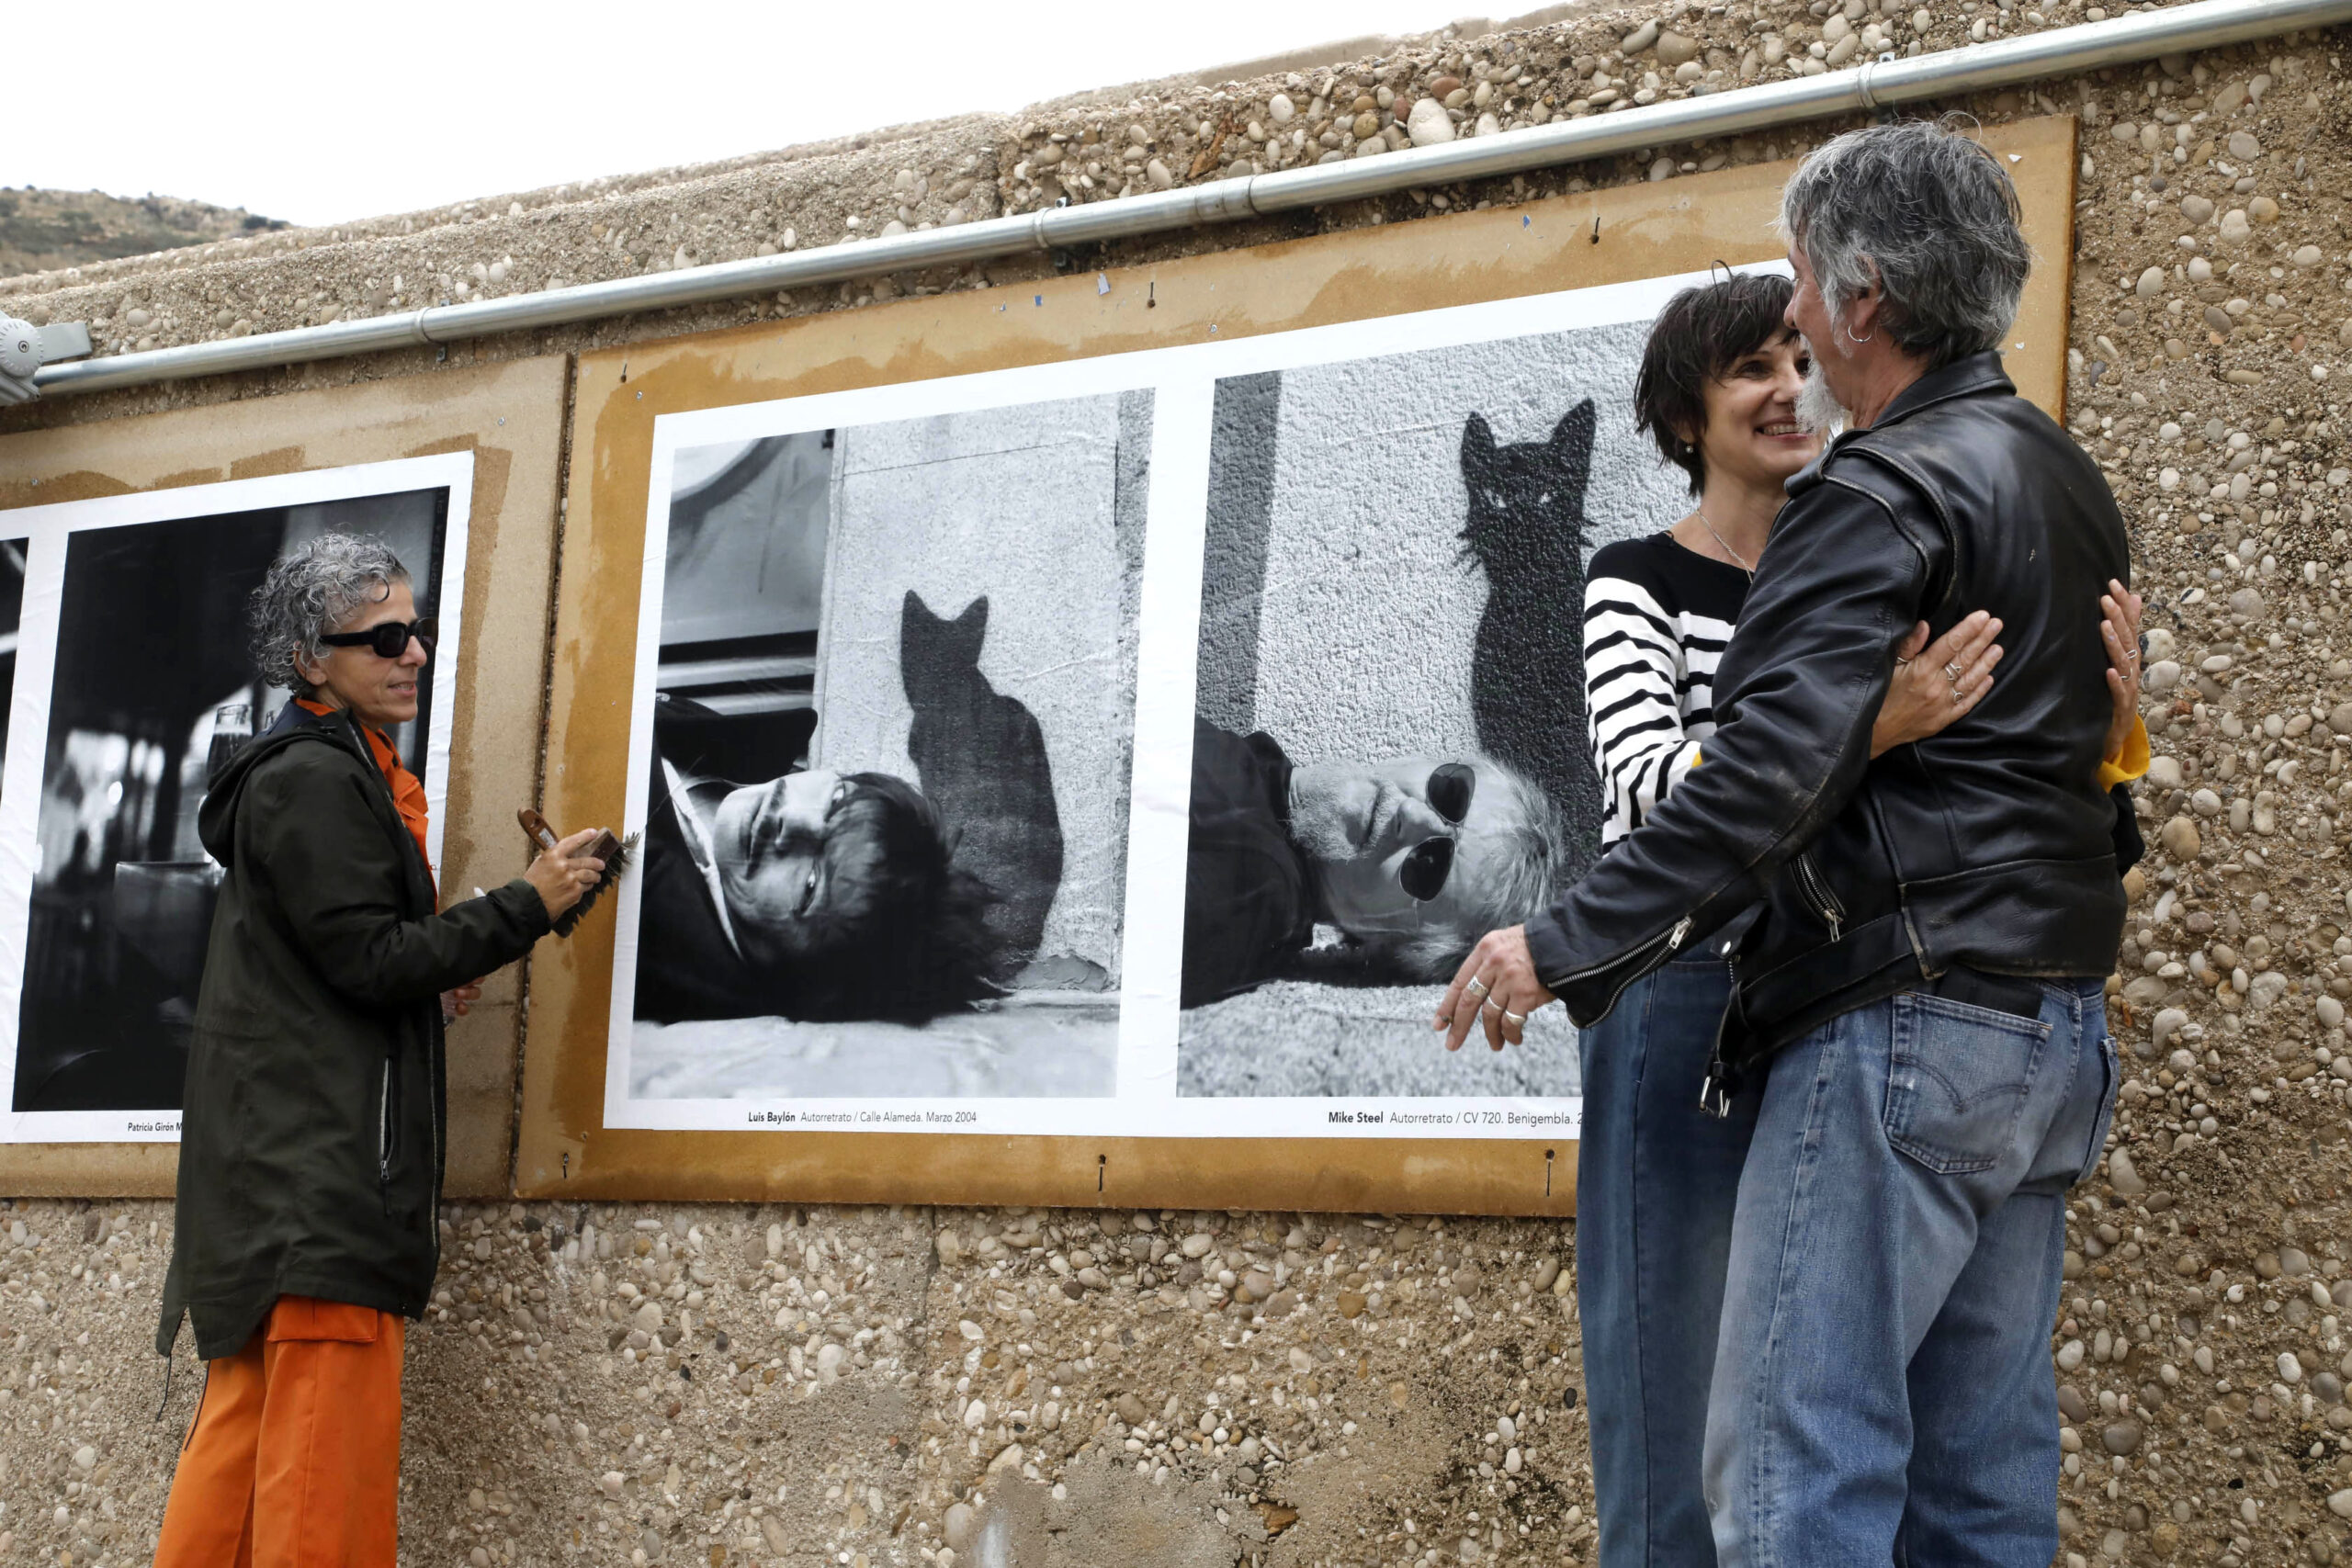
1582 532 1750 848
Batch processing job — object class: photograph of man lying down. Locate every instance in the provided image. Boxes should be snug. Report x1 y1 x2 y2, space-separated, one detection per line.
623 393 1149 1100
1175 323 1691 1100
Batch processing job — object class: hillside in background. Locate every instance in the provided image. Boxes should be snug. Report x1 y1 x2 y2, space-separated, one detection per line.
0 187 285 278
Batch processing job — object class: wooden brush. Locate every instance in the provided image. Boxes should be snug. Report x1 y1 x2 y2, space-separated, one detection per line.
518 807 637 936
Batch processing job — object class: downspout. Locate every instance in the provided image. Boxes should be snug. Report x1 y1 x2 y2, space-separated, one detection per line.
29 0 2350 398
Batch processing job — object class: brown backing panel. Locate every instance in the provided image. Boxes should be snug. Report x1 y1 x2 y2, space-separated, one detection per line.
0 355 571 1198
2008 118 2082 423
517 118 2078 1216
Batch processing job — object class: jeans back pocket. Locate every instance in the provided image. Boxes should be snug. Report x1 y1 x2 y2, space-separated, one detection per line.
1883 992 2054 1175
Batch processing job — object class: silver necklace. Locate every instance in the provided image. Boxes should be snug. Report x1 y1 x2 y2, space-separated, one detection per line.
1693 510 1755 578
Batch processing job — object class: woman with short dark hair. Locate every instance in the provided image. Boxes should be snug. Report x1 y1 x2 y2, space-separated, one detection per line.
154 532 606 1568
1598 272 2020 839
1569 273 2146 1567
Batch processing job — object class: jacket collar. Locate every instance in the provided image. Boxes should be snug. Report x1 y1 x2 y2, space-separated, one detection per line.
657 757 744 960
1785 352 2014 496
1858 351 2014 432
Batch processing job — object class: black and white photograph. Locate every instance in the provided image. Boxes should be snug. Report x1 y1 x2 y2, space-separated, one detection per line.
616 390 1149 1102
0 458 468 1135
1176 319 1693 1099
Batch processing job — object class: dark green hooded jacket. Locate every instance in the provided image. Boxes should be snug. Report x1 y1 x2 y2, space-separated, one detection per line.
157 705 549 1360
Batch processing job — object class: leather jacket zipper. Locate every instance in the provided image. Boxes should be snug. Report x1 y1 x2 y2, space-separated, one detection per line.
1551 914 1694 1024
1698 852 1845 1115
1699 949 1743 1119
1792 851 1847 942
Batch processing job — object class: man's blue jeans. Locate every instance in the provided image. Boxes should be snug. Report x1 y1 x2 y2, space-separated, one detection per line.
1702 979 2118 1567
1577 954 1757 1566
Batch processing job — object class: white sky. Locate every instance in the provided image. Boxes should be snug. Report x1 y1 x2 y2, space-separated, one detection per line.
19 0 1474 229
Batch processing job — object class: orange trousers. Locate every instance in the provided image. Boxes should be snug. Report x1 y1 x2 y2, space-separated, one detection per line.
154 1296 405 1568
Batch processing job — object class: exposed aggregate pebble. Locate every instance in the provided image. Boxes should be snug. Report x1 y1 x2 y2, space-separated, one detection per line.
0 1201 1589 1565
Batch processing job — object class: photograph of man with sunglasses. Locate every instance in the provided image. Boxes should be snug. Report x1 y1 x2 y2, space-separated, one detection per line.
1172 321 1700 1099
1180 714 1561 1009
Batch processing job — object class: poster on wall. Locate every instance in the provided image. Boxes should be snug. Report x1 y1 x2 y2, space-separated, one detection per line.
605 267 1730 1141
618 395 1148 1104
0 455 472 1143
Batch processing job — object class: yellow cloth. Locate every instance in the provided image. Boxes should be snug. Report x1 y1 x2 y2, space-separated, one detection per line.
2097 714 2151 791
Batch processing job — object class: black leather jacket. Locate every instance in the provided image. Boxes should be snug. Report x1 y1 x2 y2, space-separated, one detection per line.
1523 353 2130 1079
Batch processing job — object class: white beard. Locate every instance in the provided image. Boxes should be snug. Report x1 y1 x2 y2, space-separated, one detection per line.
1795 359 1849 436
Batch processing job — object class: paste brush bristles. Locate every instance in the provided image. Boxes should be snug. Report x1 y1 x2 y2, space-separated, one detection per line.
518 807 638 937
554 829 637 937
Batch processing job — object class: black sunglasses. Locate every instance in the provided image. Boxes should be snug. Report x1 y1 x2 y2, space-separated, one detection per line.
1398 762 1477 903
319 616 437 660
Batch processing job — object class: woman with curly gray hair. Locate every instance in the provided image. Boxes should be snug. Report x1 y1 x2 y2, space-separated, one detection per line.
153 532 605 1568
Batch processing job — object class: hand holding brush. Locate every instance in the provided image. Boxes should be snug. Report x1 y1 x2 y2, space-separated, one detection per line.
518 808 636 935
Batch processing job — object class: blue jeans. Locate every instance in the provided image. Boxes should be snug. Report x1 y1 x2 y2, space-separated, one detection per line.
1577 955 1758 1567
1702 980 2118 1568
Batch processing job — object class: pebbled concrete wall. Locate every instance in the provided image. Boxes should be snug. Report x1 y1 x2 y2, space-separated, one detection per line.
4 2 2352 1565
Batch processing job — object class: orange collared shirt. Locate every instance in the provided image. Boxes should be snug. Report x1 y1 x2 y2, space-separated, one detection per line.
295 699 433 889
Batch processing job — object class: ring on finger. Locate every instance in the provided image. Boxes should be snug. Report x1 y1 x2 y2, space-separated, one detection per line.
1481 998 1503 1014
1502 1010 1527 1026
1464 978 1490 1001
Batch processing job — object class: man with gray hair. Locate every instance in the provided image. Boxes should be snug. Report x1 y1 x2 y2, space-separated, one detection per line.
1440 118 2132 1561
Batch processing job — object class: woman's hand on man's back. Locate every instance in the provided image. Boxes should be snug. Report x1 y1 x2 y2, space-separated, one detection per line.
2099 579 2145 766
1865 581 2145 765
1871 611 2002 757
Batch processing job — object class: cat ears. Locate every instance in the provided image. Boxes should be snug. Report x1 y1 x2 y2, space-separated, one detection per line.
1551 399 1598 456
901 589 990 642
1461 411 1498 464
1459 400 1597 478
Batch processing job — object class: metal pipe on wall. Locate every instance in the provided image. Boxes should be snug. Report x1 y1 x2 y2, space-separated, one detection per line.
31 0 2352 397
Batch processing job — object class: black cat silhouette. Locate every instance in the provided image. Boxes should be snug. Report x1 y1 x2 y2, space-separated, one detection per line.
900 592 1065 967
1460 401 1600 882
